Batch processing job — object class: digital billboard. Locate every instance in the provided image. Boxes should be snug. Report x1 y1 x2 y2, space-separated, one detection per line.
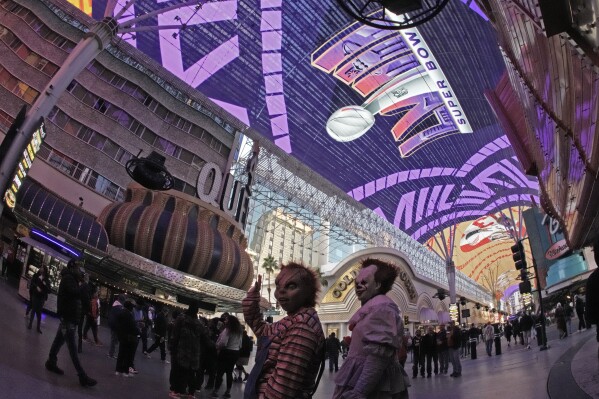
82 0 538 243
523 208 588 289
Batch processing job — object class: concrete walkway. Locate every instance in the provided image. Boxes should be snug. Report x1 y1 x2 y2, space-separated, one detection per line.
0 279 597 399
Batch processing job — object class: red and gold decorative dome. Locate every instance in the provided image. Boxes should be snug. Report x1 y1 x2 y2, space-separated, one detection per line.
98 184 254 290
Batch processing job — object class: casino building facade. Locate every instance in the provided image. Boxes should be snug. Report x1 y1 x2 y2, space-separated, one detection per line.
0 0 261 312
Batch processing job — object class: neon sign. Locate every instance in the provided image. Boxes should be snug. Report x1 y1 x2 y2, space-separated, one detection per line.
449 303 459 322
4 121 46 209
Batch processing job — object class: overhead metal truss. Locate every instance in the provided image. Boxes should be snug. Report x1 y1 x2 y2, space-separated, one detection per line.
232 136 492 303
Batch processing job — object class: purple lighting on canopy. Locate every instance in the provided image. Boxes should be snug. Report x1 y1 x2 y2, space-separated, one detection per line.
31 228 81 258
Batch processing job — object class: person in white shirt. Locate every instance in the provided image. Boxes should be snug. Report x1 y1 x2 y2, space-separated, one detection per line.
211 315 243 398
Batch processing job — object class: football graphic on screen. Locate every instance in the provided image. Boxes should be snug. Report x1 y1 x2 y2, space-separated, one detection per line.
326 105 375 142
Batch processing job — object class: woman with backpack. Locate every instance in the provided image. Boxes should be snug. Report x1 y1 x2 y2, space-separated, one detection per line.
211 315 243 398
235 330 253 382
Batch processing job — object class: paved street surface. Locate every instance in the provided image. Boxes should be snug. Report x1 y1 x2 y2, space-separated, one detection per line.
0 278 597 399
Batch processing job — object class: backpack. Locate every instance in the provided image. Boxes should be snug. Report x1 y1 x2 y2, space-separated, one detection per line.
240 334 253 357
108 305 122 330
176 317 201 370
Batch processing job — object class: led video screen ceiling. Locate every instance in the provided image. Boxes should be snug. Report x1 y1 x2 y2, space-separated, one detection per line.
426 207 533 301
85 0 538 243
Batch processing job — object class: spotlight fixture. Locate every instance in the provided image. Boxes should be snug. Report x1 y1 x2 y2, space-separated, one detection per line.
336 0 449 30
475 303 481 310
126 151 174 191
459 297 466 306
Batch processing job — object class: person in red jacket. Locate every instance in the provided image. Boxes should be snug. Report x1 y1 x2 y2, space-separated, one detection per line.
83 289 102 346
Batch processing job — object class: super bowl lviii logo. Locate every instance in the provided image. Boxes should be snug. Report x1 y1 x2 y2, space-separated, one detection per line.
312 23 472 157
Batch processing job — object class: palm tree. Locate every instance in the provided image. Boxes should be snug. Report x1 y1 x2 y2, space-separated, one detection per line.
314 267 328 288
262 255 279 307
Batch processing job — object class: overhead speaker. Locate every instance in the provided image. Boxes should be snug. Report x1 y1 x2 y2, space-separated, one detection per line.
126 151 174 191
382 0 422 14
336 0 449 30
538 0 572 37
433 288 447 300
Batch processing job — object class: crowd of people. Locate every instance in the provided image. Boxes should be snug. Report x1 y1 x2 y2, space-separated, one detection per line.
37 258 411 398
404 300 593 376
17 254 598 398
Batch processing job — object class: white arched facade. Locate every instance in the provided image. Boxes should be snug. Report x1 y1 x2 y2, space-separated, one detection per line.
318 247 485 337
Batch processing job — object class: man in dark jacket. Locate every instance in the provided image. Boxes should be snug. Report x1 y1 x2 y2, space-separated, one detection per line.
28 265 49 333
116 299 139 376
325 332 342 372
468 323 478 359
575 295 586 331
437 324 449 374
171 301 210 397
585 250 599 355
146 306 169 362
411 329 425 378
107 294 126 358
422 326 438 377
77 273 93 353
448 320 462 377
45 260 97 387
520 312 534 349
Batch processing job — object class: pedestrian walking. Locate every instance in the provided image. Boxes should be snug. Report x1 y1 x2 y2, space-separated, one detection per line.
146 306 169 362
483 322 494 356
468 323 478 359
115 299 138 377
107 294 126 359
170 301 210 398
556 303 568 339
411 329 425 378
212 314 243 398
326 332 342 372
575 295 586 331
44 260 97 387
448 320 462 377
520 311 534 349
437 324 449 374
27 265 49 333
504 321 513 346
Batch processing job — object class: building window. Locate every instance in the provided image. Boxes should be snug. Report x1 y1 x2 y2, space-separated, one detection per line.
0 67 39 103
36 143 126 202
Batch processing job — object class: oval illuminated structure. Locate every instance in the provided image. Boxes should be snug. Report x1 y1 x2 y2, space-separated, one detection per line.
98 184 254 290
